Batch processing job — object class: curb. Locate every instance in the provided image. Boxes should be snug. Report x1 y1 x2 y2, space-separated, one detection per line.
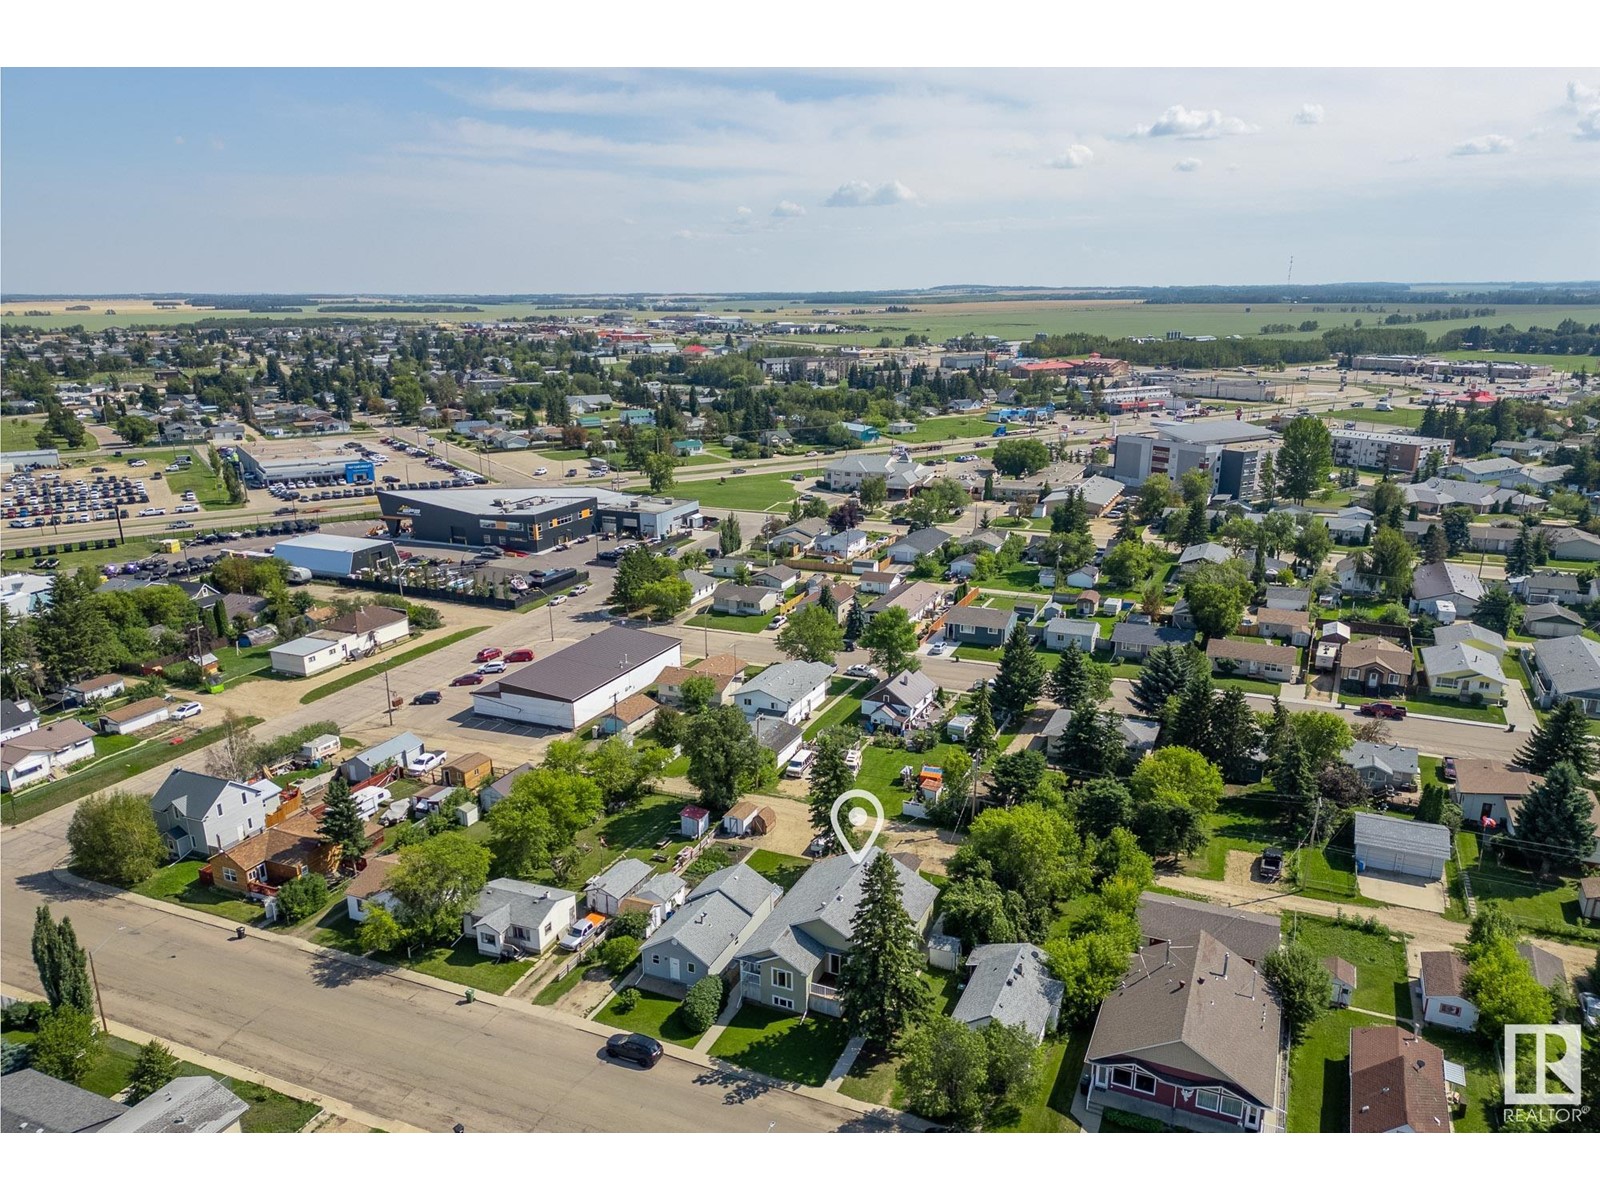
50 870 905 1124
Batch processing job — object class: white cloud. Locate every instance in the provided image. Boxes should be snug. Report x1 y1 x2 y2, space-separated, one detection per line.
771 199 806 219
1293 103 1325 126
1132 104 1257 139
823 179 916 207
735 206 752 217
1576 109 1600 141
1047 143 1094 169
1450 134 1515 156
173 135 185 145
1174 157 1202 172
1568 80 1599 106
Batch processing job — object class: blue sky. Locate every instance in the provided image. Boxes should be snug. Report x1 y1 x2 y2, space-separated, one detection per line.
3 68 1597 293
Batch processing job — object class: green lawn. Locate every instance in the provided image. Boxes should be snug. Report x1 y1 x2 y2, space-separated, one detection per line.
1284 915 1413 1018
989 1024 1091 1133
744 849 812 892
1458 833 1582 930
1419 1026 1510 1132
1293 844 1379 907
1325 406 1426 429
132 859 268 923
3 1031 319 1131
684 609 778 633
595 990 703 1046
1399 694 1508 725
384 942 537 994
212 643 277 689
710 1005 854 1087
885 415 1004 443
854 743 971 818
969 563 1050 594
1208 674 1283 696
1286 1008 1392 1132
297 626 489 704
1184 794 1281 881
4 716 264 826
646 473 811 511
807 677 874 733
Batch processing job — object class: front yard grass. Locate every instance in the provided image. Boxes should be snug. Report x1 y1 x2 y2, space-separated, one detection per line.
684 610 778 634
131 858 265 923
988 1023 1092 1132
1208 675 1283 696
381 941 537 994
1283 914 1412 1019
710 1005 854 1086
1400 695 1508 725
595 990 702 1046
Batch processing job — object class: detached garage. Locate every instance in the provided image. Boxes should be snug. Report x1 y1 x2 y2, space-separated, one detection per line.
1353 812 1450 881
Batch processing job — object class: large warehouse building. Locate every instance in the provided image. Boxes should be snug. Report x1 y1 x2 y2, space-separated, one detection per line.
273 533 399 578
377 487 700 552
471 627 682 729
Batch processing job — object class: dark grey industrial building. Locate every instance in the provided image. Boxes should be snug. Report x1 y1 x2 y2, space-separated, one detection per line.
377 487 700 551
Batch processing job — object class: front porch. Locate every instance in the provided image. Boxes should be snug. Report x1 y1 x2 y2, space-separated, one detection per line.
1082 1083 1282 1133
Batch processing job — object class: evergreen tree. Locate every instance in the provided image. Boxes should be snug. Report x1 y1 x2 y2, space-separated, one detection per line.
1474 583 1519 635
838 851 933 1048
1513 699 1597 776
1271 726 1318 838
1258 450 1276 500
991 622 1044 716
126 1039 181 1102
1060 705 1129 778
1046 641 1109 709
1507 527 1533 576
1421 523 1449 565
317 774 368 864
966 681 997 758
1129 645 1191 717
718 514 742 556
1210 687 1262 784
1162 668 1217 757
844 600 867 644
31 907 93 1014
808 729 858 835
1510 761 1599 874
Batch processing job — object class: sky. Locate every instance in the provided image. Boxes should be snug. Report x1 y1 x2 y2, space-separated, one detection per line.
3 67 1598 294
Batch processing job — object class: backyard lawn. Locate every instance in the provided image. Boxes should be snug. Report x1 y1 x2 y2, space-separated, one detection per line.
710 1006 854 1086
1283 915 1413 1019
854 743 970 818
744 849 812 892
132 859 265 923
595 989 703 1046
1456 830 1583 930
1183 793 1281 881
1285 1008 1392 1132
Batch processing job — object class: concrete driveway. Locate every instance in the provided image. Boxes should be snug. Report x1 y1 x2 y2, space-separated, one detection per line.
1357 869 1448 913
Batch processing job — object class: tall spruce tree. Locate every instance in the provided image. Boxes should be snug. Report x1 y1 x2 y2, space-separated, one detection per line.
1129 645 1192 717
318 773 369 864
1210 687 1263 783
1513 699 1596 777
838 851 932 1048
844 600 867 644
1162 669 1217 758
1511 761 1599 875
808 729 858 835
1047 641 1109 710
31 907 93 1013
966 681 997 758
991 622 1044 717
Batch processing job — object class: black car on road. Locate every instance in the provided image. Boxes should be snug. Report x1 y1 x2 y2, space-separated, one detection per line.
413 690 443 705
604 1033 663 1068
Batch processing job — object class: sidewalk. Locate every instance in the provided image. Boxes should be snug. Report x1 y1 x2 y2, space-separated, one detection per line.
824 1035 868 1091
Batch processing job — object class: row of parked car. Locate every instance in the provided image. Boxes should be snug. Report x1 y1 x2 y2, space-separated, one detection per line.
5 468 150 526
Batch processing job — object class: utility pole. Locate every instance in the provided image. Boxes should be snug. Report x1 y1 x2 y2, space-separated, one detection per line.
384 671 394 726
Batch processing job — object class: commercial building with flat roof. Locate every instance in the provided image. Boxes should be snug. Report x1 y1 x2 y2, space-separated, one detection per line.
1331 428 1454 474
377 486 699 551
471 626 682 729
1112 418 1279 500
272 533 399 578
233 441 374 486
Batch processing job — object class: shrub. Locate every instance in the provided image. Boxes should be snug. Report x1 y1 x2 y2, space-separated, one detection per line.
1 1039 31 1075
680 975 724 1034
275 872 329 924
598 935 640 976
125 1039 180 1102
1 1000 49 1032
683 846 733 884
67 790 165 886
613 987 641 1015
609 910 650 941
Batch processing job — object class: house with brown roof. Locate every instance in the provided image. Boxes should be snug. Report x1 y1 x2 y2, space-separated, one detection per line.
1349 1025 1453 1133
441 752 494 791
1452 760 1543 830
721 800 777 837
1254 607 1312 646
596 694 661 737
1339 637 1414 695
1417 951 1477 1031
206 808 339 903
1204 637 1298 684
321 604 410 651
654 654 746 708
63 673 126 706
1083 894 1284 1132
0 719 98 792
345 855 399 923
97 695 172 736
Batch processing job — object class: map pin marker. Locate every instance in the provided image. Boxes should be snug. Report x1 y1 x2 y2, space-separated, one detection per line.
829 789 885 866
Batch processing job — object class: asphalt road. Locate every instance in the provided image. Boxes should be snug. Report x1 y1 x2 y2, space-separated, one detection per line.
0 817 882 1133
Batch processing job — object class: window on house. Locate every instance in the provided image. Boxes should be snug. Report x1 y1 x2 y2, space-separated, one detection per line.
686 963 696 974
1440 1003 1462 1016
1196 1090 1219 1112
771 969 793 991
772 995 795 1011
651 954 660 965
1217 1094 1245 1119
1111 1067 1135 1090
222 868 237 883
1132 1072 1157 1095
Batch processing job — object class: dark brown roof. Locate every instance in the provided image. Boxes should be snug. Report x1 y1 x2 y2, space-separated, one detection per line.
346 855 399 899
1205 637 1299 667
1341 637 1413 675
1137 893 1282 967
1349 1025 1451 1133
104 696 170 725
215 809 326 872
1419 950 1468 999
1516 942 1567 990
323 605 408 635
484 627 681 703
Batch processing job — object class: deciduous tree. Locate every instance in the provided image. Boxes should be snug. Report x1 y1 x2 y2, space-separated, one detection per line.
684 704 773 814
776 602 845 664
860 605 919 677
66 790 165 886
387 832 492 947
1263 942 1332 1044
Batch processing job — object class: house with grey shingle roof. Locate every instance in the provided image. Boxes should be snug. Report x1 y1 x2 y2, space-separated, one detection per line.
951 943 1064 1044
100 1075 249 1133
943 604 1017 647
1521 602 1586 639
734 661 834 724
0 1068 126 1133
1110 621 1194 661
586 857 652 915
736 848 937 1018
463 879 578 957
639 864 782 993
1530 634 1600 713
1419 638 1507 703
1340 741 1420 792
1409 560 1484 618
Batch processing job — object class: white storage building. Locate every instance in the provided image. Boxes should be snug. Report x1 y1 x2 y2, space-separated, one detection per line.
272 533 398 578
1353 812 1450 881
471 627 682 730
